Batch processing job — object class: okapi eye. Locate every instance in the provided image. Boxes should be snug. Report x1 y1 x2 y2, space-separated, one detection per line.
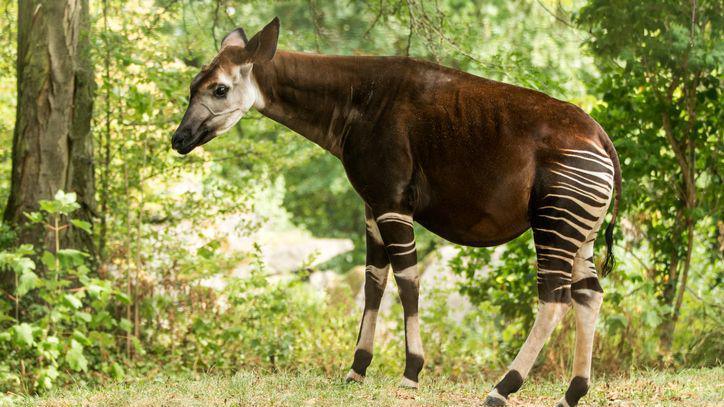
213 85 229 98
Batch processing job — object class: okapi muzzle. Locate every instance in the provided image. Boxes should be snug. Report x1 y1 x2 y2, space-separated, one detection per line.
172 16 622 407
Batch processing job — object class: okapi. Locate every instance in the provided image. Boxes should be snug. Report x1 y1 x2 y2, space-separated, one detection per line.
172 18 621 407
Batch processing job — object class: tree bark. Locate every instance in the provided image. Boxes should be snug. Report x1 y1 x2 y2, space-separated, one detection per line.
3 0 96 269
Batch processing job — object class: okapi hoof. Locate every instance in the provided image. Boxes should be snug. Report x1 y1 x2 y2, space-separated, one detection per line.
398 376 419 389
345 369 364 384
483 395 507 406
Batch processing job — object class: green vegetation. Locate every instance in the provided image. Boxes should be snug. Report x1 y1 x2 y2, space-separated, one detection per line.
0 0 721 402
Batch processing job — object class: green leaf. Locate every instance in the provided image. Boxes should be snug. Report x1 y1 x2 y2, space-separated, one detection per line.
12 323 34 347
23 211 44 223
38 365 59 390
57 249 89 268
16 270 39 296
115 292 131 304
16 244 35 256
38 199 61 214
73 330 91 346
41 251 57 270
39 191 80 215
119 318 133 333
70 219 92 234
111 362 125 379
66 339 88 372
13 256 36 274
197 240 221 259
64 294 83 309
75 311 92 323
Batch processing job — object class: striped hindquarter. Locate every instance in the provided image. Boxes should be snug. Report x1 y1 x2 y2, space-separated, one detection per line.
486 147 614 407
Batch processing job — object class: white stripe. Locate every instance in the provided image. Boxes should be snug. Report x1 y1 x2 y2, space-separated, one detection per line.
552 181 607 202
539 205 597 227
537 270 572 278
543 193 605 215
536 228 584 246
377 218 413 227
539 253 575 265
387 240 415 248
393 247 416 256
376 212 413 225
560 148 609 160
550 169 612 195
556 162 614 184
536 244 577 257
538 214 590 236
560 149 614 168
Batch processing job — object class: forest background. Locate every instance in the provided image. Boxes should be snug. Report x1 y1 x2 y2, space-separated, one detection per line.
0 0 721 400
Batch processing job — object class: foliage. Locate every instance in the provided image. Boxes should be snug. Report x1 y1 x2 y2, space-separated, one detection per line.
577 0 723 351
0 192 127 393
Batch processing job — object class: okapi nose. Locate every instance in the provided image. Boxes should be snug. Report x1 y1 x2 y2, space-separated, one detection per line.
171 128 191 151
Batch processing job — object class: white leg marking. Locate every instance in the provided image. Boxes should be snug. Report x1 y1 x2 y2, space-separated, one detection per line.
356 310 379 354
572 292 602 378
509 302 570 378
345 369 364 383
399 376 419 389
487 387 507 401
570 239 603 380
365 217 384 245
395 265 418 281
405 315 424 359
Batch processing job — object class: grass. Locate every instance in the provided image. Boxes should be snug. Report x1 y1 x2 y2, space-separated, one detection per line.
14 367 723 406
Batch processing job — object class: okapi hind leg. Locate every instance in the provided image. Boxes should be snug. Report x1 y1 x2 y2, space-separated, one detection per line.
484 218 580 406
484 302 571 406
556 239 604 407
374 211 424 388
346 207 390 383
486 148 613 406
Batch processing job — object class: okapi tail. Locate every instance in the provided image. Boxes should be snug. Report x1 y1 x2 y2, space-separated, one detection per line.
601 133 622 277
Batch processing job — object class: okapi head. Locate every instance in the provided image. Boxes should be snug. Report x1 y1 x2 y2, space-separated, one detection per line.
171 18 280 154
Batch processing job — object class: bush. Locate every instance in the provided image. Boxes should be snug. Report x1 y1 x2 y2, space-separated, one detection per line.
0 191 128 392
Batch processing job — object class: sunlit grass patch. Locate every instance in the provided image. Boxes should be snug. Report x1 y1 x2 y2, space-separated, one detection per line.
16 366 722 406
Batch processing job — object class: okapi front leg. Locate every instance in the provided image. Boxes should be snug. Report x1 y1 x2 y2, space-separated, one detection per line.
346 207 390 383
375 212 424 388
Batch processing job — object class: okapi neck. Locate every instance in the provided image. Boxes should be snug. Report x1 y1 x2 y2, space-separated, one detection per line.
252 51 378 159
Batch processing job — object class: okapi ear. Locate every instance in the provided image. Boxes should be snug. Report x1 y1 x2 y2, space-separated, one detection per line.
221 28 248 49
245 17 280 62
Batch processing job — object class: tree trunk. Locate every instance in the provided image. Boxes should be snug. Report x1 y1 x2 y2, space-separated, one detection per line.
2 0 95 291
3 0 95 251
657 77 699 355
